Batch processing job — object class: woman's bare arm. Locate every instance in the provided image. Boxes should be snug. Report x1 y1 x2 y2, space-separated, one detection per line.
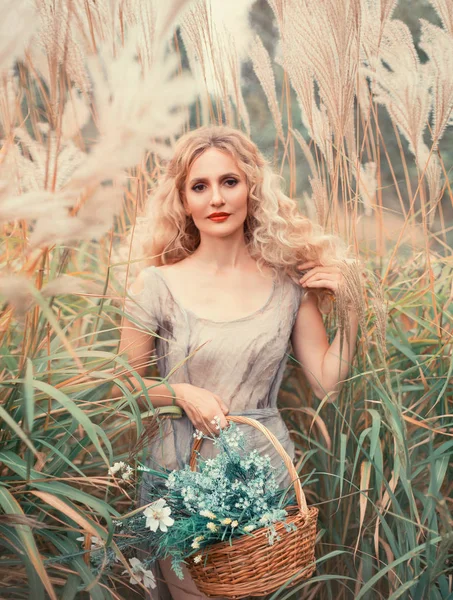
290 292 359 402
113 315 187 409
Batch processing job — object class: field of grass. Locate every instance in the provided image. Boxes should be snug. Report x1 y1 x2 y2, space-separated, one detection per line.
0 1 452 598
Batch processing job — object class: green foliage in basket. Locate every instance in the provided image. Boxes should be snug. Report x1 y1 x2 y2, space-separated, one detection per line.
89 418 297 582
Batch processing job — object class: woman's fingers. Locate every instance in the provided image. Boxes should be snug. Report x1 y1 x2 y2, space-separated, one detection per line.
214 395 229 415
184 394 229 437
191 406 219 436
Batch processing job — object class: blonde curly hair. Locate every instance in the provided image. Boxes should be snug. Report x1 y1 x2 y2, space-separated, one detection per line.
123 125 353 314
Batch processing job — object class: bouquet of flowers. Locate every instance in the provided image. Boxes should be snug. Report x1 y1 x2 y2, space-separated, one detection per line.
88 417 298 589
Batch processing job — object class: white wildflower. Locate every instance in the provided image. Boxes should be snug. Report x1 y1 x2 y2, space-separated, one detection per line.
143 499 174 532
220 518 232 525
231 520 238 528
122 465 133 481
200 510 217 519
108 461 126 476
123 557 156 589
191 540 200 549
210 415 221 430
244 525 256 532
108 461 134 481
193 554 202 564
206 522 218 532
258 513 271 525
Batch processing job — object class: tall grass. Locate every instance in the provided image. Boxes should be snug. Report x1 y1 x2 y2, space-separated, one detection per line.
0 0 452 598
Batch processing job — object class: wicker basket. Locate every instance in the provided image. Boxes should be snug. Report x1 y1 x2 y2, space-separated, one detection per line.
187 415 319 598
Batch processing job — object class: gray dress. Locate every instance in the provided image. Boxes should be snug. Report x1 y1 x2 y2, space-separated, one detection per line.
125 266 305 598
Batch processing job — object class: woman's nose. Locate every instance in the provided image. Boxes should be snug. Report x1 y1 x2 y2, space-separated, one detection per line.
210 186 225 205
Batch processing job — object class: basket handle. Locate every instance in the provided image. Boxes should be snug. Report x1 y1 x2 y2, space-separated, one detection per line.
189 415 308 515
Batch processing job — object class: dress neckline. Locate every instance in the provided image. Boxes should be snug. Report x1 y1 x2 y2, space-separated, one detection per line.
150 265 278 324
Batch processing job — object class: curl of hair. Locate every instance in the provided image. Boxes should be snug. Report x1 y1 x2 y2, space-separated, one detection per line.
120 125 352 314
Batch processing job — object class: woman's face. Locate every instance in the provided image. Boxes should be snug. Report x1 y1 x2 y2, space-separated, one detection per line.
182 147 248 238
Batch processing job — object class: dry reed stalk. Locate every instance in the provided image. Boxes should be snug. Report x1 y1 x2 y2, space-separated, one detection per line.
179 0 254 132
364 93 428 256
250 35 284 144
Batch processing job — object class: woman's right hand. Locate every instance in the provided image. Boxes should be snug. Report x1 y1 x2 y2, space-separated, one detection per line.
174 383 229 436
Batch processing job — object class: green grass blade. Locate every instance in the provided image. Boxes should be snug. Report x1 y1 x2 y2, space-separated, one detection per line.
0 485 57 600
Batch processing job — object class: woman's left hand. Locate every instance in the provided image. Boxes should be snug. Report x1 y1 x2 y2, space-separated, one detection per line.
297 261 345 296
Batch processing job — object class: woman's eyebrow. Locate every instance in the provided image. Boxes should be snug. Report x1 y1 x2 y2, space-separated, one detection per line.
189 172 241 185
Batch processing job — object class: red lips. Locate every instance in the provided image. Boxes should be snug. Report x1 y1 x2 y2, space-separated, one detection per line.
208 212 231 222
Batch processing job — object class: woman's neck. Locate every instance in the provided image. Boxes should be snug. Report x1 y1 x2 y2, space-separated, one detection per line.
188 233 252 273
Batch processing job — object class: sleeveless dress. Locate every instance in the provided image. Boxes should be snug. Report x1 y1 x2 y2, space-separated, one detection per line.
125 265 305 599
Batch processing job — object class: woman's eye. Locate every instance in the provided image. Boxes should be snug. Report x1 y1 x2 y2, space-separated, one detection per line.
192 179 237 192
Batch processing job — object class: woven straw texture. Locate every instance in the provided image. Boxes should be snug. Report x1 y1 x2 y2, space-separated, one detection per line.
187 416 318 598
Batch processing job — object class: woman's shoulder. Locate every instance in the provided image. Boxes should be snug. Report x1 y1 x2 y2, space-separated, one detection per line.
278 269 305 305
129 265 159 294
124 266 164 330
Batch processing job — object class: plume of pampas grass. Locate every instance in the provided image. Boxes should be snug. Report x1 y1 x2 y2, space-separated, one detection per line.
360 0 398 68
249 35 284 144
291 128 317 178
336 259 368 357
34 0 91 93
429 0 453 36
67 31 195 189
207 0 256 58
416 145 443 228
0 0 38 73
366 19 444 227
121 0 158 70
0 73 20 136
122 0 193 69
0 190 75 224
223 27 251 135
277 18 335 174
302 191 318 226
29 184 124 248
179 0 252 131
0 274 102 318
419 20 453 149
1 2 195 251
0 275 34 317
13 126 87 192
368 20 431 158
309 176 330 229
275 3 334 173
180 2 217 125
61 89 91 140
40 274 103 297
281 0 361 144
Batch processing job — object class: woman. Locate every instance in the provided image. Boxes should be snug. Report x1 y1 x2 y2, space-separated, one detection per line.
118 125 360 599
